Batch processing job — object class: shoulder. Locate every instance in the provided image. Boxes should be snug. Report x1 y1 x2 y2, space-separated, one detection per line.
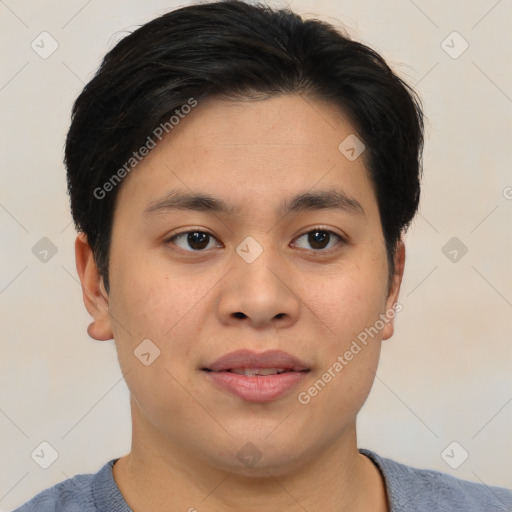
11 459 117 512
360 448 512 512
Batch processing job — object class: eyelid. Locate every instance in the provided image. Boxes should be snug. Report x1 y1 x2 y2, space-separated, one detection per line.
165 226 347 252
291 226 346 252
165 227 223 250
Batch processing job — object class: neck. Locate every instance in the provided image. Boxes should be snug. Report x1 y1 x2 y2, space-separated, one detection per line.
112 400 388 512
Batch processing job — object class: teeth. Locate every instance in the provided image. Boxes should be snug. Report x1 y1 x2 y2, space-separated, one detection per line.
229 368 288 376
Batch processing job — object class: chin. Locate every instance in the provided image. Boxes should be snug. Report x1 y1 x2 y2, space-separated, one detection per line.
201 432 309 478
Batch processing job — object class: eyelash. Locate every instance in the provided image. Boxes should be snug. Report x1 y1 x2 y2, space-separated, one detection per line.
165 226 346 254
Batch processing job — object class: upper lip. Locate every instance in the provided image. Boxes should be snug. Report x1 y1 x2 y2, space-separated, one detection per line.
203 349 310 372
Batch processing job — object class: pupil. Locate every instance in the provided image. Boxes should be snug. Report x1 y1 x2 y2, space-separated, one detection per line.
309 230 329 249
188 231 209 250
185 231 330 251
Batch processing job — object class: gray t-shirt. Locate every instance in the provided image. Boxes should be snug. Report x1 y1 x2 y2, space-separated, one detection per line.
12 448 512 511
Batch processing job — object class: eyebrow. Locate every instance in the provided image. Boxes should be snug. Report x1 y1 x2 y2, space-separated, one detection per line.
143 187 366 218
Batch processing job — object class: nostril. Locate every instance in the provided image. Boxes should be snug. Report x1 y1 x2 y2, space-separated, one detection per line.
233 312 246 319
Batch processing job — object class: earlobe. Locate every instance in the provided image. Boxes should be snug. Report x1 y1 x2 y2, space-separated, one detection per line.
381 239 406 341
75 232 113 341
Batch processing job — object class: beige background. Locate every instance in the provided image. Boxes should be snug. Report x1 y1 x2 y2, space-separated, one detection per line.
1 0 511 510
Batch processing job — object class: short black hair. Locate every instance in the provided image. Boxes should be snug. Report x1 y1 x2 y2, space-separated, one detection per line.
65 0 424 295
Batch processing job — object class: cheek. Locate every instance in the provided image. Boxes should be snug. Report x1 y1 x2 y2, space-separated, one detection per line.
108 253 221 386
109 251 196 340
310 260 388 342
107 267 205 427
298 273 384 430
304 256 387 398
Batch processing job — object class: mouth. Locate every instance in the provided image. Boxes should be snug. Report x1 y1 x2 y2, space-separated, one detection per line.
202 368 309 376
201 349 310 402
202 348 310 373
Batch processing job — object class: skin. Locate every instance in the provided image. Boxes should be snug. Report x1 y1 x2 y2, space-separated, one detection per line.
76 94 405 512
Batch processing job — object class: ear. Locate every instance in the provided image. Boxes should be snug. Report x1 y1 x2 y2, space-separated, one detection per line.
75 232 113 341
381 239 406 341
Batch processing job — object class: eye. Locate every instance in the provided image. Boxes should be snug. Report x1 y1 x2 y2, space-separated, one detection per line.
292 228 344 251
166 228 344 253
167 230 222 252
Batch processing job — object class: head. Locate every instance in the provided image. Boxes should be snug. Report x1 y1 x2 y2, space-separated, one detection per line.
70 0 423 475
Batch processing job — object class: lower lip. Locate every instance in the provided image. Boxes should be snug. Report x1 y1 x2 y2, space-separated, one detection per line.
203 370 308 402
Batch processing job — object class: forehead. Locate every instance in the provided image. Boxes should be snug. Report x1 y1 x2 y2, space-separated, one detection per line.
113 94 378 222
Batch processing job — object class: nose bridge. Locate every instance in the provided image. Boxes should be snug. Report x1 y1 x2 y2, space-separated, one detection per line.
235 234 286 298
218 234 300 327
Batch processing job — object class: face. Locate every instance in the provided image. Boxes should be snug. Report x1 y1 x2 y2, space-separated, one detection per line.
77 94 404 477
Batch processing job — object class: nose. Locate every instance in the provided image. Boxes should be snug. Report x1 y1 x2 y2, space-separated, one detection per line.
216 244 300 330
